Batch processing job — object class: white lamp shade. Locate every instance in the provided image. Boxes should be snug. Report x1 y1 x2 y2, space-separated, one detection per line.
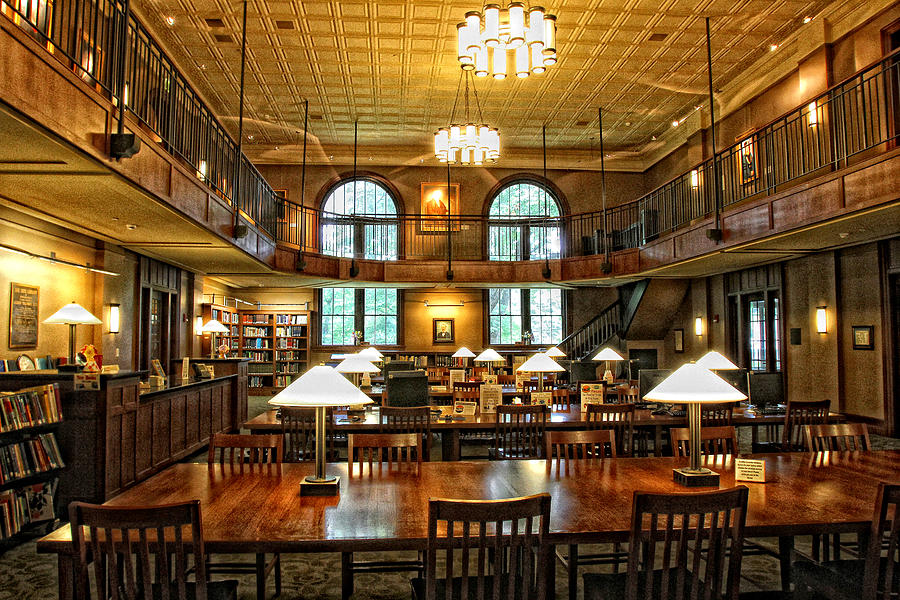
330 353 349 360
268 365 373 408
474 348 504 363
644 363 747 404
516 352 565 373
452 346 477 359
358 346 384 360
335 354 381 374
43 303 102 325
695 351 739 370
592 347 624 362
545 346 565 358
200 319 229 334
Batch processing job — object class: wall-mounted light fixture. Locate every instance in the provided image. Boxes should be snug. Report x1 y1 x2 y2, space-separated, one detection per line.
195 316 204 336
424 300 465 308
108 304 120 334
815 306 827 334
808 101 818 127
690 169 699 189
0 243 119 276
694 316 704 337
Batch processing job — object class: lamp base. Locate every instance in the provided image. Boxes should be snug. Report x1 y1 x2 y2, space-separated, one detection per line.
300 475 340 496
673 468 719 487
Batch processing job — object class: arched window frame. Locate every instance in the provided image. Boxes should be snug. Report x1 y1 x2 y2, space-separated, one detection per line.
484 176 567 262
318 175 403 261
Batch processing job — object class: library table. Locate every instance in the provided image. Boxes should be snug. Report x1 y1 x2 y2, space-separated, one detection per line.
38 451 899 599
244 405 787 460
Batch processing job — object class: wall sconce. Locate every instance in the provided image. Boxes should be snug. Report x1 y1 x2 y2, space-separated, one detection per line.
424 300 465 308
690 169 699 189
815 306 827 334
195 316 204 336
108 304 120 334
808 101 818 127
694 316 704 337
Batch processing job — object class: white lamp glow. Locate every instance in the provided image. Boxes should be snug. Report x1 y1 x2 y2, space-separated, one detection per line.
516 352 565 392
474 348 504 375
592 347 624 383
269 365 373 495
44 302 102 366
695 351 739 371
200 319 229 359
336 353 381 390
452 346 476 368
815 306 827 334
545 346 565 358
108 304 120 334
358 346 384 361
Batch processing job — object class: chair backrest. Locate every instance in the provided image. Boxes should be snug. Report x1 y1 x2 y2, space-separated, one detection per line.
584 403 635 457
425 493 552 600
522 380 540 392
494 405 549 459
453 381 481 402
616 385 640 404
207 432 283 465
805 423 871 452
862 482 900 600
670 425 739 458
347 432 422 474
427 366 448 382
700 402 737 426
783 400 830 450
281 406 336 462
624 486 749 600
498 373 516 385
386 370 429 407
545 429 616 460
550 388 571 411
70 500 207 600
380 405 432 460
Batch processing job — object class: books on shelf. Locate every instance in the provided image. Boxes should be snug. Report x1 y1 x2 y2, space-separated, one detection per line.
242 314 271 324
242 326 270 337
244 338 270 349
275 325 306 337
275 314 307 325
0 479 56 539
0 384 62 433
0 433 65 484
276 350 306 361
244 351 273 362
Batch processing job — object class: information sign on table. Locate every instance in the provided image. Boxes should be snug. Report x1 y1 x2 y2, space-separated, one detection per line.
531 391 551 406
735 458 767 482
515 371 530 390
74 372 100 390
453 401 477 416
480 384 502 413
482 374 498 385
580 382 605 406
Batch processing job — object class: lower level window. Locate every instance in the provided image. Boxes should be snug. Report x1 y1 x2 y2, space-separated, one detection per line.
488 288 563 345
320 288 399 346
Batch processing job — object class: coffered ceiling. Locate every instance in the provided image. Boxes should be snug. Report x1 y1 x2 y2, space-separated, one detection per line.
134 0 840 169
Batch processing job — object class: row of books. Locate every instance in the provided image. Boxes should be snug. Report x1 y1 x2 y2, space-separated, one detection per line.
275 351 306 361
248 363 273 374
242 315 271 324
276 338 304 349
248 376 270 388
0 434 64 484
0 384 62 433
242 326 270 337
274 375 292 387
275 314 307 325
210 309 239 324
275 326 306 337
392 355 431 368
276 362 303 374
244 338 271 349
0 356 54 372
0 480 56 540
244 351 272 361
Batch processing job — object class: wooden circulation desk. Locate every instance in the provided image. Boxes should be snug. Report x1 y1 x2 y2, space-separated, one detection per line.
0 358 248 508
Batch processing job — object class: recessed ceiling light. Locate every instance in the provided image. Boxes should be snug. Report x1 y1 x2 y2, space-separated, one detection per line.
165 16 175 26
199 63 207 70
803 16 812 24
624 121 631 127
770 44 778 52
648 33 668 42
651 135 657 141
274 146 279 150
671 120 679 128
247 134 254 141
126 224 138 230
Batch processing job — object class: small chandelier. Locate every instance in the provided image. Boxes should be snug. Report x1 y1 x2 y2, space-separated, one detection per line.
456 3 557 79
435 71 500 165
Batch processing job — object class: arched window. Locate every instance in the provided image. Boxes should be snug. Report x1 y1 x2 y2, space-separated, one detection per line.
321 178 399 260
487 181 561 262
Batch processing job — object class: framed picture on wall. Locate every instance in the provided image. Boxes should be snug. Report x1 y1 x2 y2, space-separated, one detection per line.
673 328 684 353
737 137 758 184
851 325 874 350
9 283 39 349
419 182 459 233
433 318 455 344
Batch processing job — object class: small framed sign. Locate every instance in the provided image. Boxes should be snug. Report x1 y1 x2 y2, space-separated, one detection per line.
480 384 502 413
453 401 477 416
851 325 873 350
580 382 605 406
673 328 684 353
735 458 767 483
530 391 551 406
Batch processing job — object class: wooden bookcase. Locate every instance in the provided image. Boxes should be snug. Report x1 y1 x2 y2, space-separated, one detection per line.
239 310 310 394
201 303 240 357
0 383 64 543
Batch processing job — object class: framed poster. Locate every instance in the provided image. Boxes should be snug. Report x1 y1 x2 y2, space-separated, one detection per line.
433 318 455 344
419 182 459 233
737 137 757 184
673 328 684 353
851 326 873 350
9 283 39 348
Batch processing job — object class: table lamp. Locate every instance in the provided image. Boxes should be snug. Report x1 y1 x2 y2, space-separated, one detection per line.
592 347 624 383
335 353 380 388
695 351 739 370
200 319 229 359
474 348 504 375
268 365 372 496
357 346 384 363
644 363 747 487
545 346 565 358
452 346 476 368
43 302 102 369
516 352 565 392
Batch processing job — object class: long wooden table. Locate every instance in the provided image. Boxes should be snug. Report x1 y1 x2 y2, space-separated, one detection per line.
244 406 787 460
38 451 899 599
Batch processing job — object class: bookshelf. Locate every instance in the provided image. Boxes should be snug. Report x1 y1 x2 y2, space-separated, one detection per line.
0 383 64 542
201 303 240 357
240 310 310 393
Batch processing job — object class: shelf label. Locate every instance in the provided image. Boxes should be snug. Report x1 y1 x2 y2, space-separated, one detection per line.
74 373 100 391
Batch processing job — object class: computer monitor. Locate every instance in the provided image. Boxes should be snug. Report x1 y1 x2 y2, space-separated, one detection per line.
382 360 415 378
747 371 784 409
385 370 429 407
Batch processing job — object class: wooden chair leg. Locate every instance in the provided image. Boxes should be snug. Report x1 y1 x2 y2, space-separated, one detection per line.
341 552 353 600
274 554 282 597
778 536 793 593
256 553 266 600
567 544 578 600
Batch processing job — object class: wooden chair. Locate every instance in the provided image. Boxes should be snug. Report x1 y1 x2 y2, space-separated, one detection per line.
545 429 616 460
410 493 552 600
615 384 639 404
805 422 871 452
490 404 548 459
343 432 424 599
379 405 432 461
69 500 238 600
497 373 516 385
583 486 749 600
551 387 572 410
700 401 737 426
793 482 900 600
281 406 337 462
205 434 282 600
427 366 448 383
522 379 540 393
752 399 830 453
452 380 481 402
670 425 739 458
585 403 636 457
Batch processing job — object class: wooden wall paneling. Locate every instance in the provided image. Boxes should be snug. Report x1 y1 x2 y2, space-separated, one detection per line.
171 393 186 457
222 381 234 432
199 388 211 442
152 399 171 468
120 407 136 493
185 389 200 448
136 400 153 479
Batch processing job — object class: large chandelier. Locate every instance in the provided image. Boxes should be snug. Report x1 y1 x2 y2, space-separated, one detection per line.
434 71 500 165
456 3 558 79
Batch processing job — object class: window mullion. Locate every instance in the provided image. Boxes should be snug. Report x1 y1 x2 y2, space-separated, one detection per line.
355 288 364 337
521 289 532 340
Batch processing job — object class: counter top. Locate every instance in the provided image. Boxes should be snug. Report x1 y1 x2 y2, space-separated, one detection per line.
139 374 238 397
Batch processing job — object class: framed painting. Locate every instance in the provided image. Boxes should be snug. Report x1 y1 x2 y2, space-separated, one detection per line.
673 328 684 353
419 182 459 233
851 325 874 350
433 318 455 344
737 137 758 184
9 283 39 349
